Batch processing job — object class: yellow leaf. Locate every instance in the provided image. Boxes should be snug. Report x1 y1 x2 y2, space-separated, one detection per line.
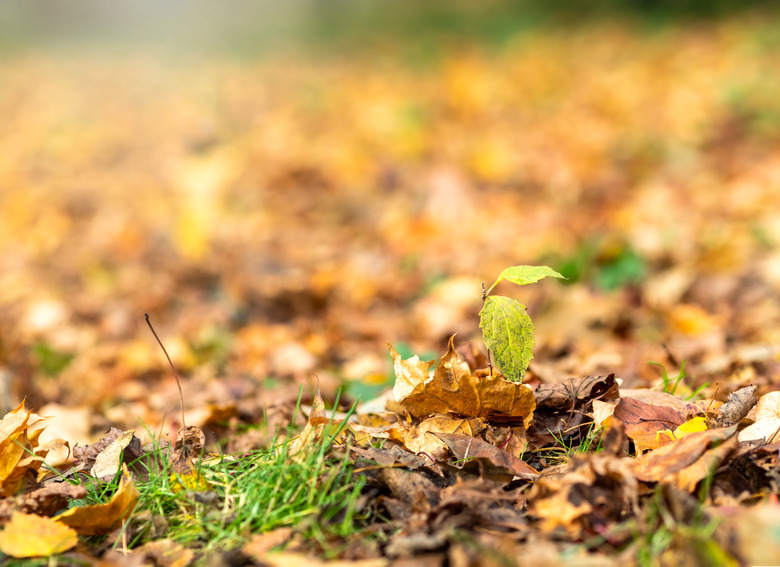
674 416 708 439
0 512 77 558
57 464 140 535
170 469 211 493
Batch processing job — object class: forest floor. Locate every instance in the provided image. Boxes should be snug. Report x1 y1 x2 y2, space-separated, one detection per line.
2 9 780 566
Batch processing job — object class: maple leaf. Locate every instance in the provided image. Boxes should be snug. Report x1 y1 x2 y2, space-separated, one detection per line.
389 337 535 426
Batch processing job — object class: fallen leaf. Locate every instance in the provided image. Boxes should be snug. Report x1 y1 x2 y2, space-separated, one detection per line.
57 463 140 535
633 426 738 492
390 338 535 425
710 385 757 428
738 390 780 443
435 432 538 480
528 450 637 535
612 397 686 453
92 429 138 479
0 512 77 558
136 539 195 567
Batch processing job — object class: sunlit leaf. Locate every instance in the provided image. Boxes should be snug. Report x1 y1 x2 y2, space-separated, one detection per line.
486 265 565 295
0 512 77 558
57 464 140 535
479 296 534 383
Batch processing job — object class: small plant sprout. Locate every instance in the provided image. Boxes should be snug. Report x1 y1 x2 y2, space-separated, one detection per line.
479 265 565 382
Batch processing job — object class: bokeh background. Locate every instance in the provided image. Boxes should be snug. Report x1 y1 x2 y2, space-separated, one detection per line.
2 0 780 447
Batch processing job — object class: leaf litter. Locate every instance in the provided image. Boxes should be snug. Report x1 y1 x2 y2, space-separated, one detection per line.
2 10 780 566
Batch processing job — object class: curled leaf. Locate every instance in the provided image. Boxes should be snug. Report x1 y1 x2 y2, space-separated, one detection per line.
57 463 140 535
390 338 535 425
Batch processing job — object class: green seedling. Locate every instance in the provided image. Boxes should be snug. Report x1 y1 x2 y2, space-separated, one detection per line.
648 360 709 400
479 265 565 382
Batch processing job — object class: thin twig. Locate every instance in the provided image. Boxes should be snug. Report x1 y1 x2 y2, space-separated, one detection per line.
145 313 186 429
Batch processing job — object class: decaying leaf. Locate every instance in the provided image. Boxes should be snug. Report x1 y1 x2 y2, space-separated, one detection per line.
709 385 757 428
390 338 535 425
528 374 619 448
528 448 638 535
57 463 140 535
633 426 738 492
435 432 538 480
479 296 535 383
0 512 78 558
389 415 486 461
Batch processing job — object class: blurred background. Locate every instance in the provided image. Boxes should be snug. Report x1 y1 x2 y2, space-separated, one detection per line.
2 0 780 447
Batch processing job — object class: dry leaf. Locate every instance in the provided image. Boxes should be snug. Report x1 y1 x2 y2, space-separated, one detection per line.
57 463 140 535
0 512 77 558
435 432 538 480
612 397 686 453
738 390 780 443
92 429 138 479
633 426 738 492
390 338 535 425
710 385 757 428
136 539 195 567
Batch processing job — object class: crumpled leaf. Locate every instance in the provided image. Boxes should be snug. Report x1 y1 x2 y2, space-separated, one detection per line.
57 463 140 535
633 426 738 492
528 443 638 535
435 432 538 480
710 385 757 429
738 390 780 443
92 429 138 480
479 296 534 383
0 402 53 496
528 374 619 448
390 337 535 425
0 512 77 558
388 415 486 461
169 425 210 493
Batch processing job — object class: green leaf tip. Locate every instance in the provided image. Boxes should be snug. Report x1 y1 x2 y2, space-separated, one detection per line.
479 295 534 383
486 265 565 296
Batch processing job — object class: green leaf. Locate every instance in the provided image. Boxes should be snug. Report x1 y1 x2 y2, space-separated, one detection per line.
486 265 565 295
479 295 534 383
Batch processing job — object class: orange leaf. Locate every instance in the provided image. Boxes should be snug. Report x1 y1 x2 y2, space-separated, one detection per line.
390 337 535 425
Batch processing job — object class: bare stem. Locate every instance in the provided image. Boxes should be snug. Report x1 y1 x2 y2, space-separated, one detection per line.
145 313 186 429
482 282 493 377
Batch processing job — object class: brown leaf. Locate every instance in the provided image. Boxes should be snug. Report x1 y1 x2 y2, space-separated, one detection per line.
390 338 535 425
527 374 619 448
633 426 738 492
171 425 206 473
612 397 686 453
435 432 538 480
710 385 757 428
527 451 638 535
389 415 486 461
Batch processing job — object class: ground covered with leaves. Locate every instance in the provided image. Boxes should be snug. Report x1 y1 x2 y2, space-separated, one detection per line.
2 8 780 566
